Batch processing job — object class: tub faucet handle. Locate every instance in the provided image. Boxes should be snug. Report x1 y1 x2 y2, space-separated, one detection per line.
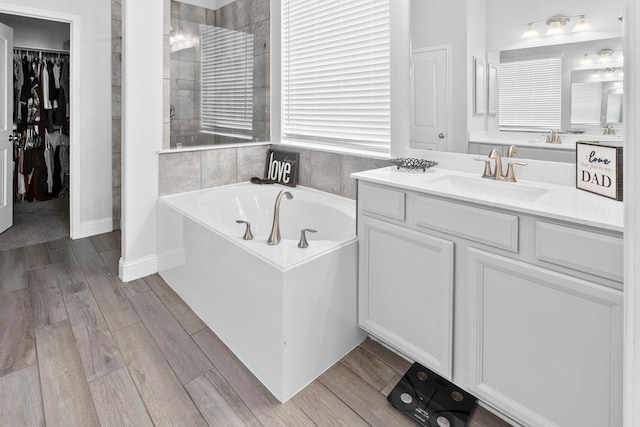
235 220 253 240
298 229 317 249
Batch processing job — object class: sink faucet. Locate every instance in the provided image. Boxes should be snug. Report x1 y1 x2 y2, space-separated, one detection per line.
475 148 527 182
490 149 528 182
267 190 294 245
546 129 562 144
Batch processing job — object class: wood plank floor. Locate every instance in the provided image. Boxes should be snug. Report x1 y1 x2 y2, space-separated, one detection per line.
0 232 514 427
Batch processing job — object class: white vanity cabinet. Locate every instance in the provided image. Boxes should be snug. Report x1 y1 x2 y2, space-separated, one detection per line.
357 184 455 379
356 178 623 427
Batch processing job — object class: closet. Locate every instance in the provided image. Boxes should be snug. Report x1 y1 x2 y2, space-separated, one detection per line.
13 47 70 203
0 13 71 250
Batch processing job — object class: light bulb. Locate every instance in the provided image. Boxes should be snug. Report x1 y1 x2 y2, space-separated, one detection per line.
573 16 592 32
546 20 565 36
521 23 539 39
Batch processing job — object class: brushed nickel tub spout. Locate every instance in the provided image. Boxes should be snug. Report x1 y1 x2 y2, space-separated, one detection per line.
268 190 294 245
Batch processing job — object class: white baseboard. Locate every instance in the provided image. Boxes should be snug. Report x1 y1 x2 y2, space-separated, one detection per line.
157 247 186 271
119 254 158 282
74 217 113 239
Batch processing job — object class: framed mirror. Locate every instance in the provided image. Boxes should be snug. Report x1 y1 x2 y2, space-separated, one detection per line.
410 0 624 162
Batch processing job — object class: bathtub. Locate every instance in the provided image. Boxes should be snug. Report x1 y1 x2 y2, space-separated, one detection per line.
157 182 366 402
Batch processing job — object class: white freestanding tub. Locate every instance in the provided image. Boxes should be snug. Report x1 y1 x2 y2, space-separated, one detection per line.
157 182 365 402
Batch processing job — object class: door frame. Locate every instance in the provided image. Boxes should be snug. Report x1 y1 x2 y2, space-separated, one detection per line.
0 2 79 238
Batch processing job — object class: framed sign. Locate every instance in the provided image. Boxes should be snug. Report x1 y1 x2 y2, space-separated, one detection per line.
576 141 623 201
264 149 299 187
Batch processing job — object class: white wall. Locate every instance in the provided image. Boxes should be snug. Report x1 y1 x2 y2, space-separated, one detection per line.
624 2 640 426
0 0 113 239
119 0 163 281
0 13 68 51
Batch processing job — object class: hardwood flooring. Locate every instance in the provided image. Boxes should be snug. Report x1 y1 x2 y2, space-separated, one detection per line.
0 232 514 427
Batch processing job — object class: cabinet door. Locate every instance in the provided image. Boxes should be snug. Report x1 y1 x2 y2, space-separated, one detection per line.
359 216 454 379
467 248 622 427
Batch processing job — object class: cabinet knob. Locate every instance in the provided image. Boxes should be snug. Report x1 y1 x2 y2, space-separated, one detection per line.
438 133 445 139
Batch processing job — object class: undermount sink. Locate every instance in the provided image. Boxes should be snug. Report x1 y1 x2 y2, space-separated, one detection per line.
426 174 549 203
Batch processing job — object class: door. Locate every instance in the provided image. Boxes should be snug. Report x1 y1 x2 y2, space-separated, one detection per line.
358 215 454 379
0 22 12 234
467 248 623 427
411 47 449 151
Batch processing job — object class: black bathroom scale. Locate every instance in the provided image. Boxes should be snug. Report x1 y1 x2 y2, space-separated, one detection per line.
387 362 477 427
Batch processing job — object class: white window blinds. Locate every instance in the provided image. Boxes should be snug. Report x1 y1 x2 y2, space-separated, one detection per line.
200 25 254 138
282 0 391 150
571 82 602 125
499 57 562 130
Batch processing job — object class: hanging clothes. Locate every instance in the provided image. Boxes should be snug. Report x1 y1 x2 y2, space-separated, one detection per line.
12 48 70 204
47 60 58 106
13 54 23 124
40 60 51 110
44 130 56 194
60 58 70 117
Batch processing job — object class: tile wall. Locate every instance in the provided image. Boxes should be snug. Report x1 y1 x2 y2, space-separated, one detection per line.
112 0 122 230
159 145 392 199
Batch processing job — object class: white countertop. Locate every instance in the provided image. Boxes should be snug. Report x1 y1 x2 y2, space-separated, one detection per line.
469 138 577 150
468 131 624 151
352 166 623 233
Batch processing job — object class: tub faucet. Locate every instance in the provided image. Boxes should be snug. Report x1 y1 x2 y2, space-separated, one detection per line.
267 190 294 245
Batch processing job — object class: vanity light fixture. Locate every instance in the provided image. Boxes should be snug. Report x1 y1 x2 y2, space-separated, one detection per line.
521 14 592 39
572 15 593 32
545 16 569 36
598 48 615 62
521 23 539 39
598 48 624 64
581 49 624 65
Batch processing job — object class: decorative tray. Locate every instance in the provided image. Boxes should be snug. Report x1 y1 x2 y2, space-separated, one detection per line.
390 157 438 172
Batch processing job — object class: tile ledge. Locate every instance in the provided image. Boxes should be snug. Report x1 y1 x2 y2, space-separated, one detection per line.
159 141 270 154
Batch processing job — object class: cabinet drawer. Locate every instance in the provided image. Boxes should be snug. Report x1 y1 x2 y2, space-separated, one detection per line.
536 222 623 282
414 196 519 252
358 182 406 221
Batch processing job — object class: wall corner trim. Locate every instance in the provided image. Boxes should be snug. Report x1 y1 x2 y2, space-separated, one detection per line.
119 254 158 283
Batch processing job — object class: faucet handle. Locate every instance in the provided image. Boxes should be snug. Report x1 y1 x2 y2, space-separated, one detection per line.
235 220 253 240
473 158 494 178
504 161 527 182
298 229 317 248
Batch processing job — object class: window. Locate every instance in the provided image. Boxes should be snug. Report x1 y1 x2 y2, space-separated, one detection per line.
282 0 390 151
571 82 602 125
200 25 254 139
499 57 562 130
